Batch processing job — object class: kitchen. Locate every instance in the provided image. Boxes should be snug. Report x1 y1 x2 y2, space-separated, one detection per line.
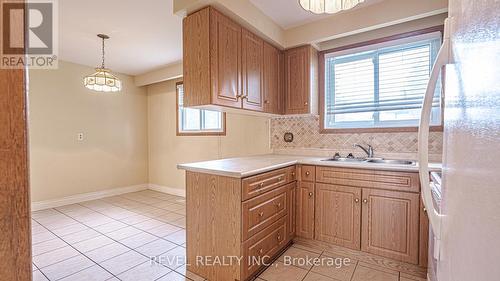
0 0 499 281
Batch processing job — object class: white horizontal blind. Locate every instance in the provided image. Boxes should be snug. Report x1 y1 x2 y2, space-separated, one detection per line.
324 35 442 129
178 84 223 132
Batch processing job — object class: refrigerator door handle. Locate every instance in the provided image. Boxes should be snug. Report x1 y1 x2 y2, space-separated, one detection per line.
418 21 452 243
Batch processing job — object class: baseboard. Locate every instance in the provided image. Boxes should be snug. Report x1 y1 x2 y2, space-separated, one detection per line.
148 184 186 197
31 184 148 211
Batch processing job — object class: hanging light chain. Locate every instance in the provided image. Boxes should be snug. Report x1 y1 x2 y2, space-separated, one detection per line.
101 36 106 69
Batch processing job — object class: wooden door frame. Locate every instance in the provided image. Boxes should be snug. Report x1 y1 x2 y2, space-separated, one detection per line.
0 0 32 279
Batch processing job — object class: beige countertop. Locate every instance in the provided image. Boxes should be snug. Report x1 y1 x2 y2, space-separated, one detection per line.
177 154 442 178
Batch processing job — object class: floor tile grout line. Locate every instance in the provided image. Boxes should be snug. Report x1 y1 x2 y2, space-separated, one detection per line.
53 198 188 277
33 215 117 281
68 199 186 246
32 192 187 280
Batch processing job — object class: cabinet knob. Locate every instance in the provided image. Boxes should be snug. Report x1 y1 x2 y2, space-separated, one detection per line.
277 234 281 241
259 211 264 217
423 207 427 213
264 100 270 104
308 192 313 197
305 171 310 176
355 198 360 203
304 102 308 106
275 202 281 208
291 172 296 177
259 182 264 188
363 199 368 204
259 248 263 254
278 177 283 181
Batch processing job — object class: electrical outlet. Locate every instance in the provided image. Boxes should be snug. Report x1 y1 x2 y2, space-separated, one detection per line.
77 132 84 141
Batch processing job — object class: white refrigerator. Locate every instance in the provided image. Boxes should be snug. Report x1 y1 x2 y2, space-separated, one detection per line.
418 0 500 281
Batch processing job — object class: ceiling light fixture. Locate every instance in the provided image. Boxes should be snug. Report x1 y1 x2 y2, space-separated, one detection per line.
299 0 365 14
83 34 122 93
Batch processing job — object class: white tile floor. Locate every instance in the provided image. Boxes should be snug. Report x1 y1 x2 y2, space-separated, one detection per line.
31 190 199 281
32 190 426 281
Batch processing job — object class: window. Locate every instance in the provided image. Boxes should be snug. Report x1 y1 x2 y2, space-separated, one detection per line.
322 30 443 131
176 83 225 135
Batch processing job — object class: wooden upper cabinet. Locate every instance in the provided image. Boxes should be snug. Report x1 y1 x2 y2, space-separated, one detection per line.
263 42 283 114
361 188 420 264
284 45 318 115
183 7 241 109
296 181 315 239
210 8 242 108
183 6 285 114
315 184 361 250
241 29 264 111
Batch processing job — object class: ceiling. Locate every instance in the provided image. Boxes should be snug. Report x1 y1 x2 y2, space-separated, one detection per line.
59 0 182 76
250 0 382 29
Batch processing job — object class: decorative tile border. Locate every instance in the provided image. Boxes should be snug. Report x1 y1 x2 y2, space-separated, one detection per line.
270 115 443 159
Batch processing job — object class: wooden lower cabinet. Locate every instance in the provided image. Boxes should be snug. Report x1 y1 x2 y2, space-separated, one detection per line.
315 184 361 250
286 182 296 242
296 181 315 239
361 188 420 264
186 166 296 281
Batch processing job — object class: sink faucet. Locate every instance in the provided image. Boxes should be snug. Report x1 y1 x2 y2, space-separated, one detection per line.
353 144 374 158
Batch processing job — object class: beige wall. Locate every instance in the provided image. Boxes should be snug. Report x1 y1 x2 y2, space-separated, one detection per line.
29 61 149 202
147 79 271 191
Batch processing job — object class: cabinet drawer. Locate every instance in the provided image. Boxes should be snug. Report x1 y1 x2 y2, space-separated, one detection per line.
316 166 420 193
242 216 287 280
242 184 289 241
242 166 296 201
300 165 315 182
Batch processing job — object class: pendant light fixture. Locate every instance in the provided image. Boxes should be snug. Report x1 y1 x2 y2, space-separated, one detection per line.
299 0 365 14
83 34 122 92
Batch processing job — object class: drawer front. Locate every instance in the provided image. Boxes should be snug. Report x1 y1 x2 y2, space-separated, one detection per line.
242 216 287 280
316 166 420 193
242 184 290 241
300 165 315 182
242 166 296 200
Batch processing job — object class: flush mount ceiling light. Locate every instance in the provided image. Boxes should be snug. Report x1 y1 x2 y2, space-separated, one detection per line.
83 34 122 93
299 0 365 14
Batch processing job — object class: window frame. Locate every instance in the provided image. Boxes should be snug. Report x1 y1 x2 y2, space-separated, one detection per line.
318 26 445 134
176 82 226 136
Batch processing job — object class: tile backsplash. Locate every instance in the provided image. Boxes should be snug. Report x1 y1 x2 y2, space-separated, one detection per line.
270 115 443 161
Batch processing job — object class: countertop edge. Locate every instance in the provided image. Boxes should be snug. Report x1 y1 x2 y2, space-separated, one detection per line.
177 157 442 178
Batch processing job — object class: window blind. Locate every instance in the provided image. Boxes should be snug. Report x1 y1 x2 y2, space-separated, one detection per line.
324 36 442 129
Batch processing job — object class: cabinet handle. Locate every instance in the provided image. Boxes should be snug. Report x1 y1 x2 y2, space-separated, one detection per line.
259 248 263 254
362 199 368 204
277 234 281 241
354 198 360 203
275 202 281 208
259 182 264 188
278 177 283 181
308 192 313 197
259 211 264 217
305 171 310 176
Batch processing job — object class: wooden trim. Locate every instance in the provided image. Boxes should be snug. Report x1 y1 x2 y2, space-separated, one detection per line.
318 26 445 134
176 81 227 136
0 0 32 279
319 25 444 56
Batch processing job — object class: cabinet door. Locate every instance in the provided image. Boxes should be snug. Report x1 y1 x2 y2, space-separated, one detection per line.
263 42 281 114
286 182 297 242
242 29 264 111
361 189 420 264
209 9 242 108
284 46 310 114
315 184 361 250
296 182 315 239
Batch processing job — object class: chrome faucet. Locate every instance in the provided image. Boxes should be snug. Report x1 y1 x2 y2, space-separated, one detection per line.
353 144 374 158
